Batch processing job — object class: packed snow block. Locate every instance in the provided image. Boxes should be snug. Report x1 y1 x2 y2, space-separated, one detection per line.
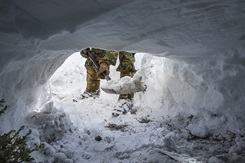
186 124 208 138
43 143 56 157
40 101 54 114
155 149 199 163
229 138 245 154
26 102 73 142
101 72 147 94
208 156 224 163
163 132 177 151
54 152 67 162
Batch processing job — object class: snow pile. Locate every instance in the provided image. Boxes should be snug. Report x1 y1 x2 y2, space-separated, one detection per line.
0 0 245 162
0 0 244 129
101 72 147 94
22 53 243 162
26 101 72 143
139 53 245 135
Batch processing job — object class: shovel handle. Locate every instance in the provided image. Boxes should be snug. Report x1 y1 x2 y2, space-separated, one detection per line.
87 51 111 81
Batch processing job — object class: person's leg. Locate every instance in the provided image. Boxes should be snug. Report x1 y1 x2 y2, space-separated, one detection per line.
118 71 135 100
117 52 136 101
85 69 100 95
112 52 136 116
81 59 101 99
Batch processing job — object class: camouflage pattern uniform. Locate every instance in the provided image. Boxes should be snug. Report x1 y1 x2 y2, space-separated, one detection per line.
98 50 118 67
80 48 106 94
81 48 135 100
117 51 136 100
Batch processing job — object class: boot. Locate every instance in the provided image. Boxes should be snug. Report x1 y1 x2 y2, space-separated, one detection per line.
112 99 134 117
112 71 135 116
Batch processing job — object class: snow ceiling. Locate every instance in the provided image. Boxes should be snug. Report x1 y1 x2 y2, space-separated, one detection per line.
0 0 245 129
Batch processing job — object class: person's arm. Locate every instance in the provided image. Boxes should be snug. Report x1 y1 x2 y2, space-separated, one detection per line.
97 50 118 79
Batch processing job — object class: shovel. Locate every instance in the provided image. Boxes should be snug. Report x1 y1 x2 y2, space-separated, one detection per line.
87 51 111 81
87 51 147 94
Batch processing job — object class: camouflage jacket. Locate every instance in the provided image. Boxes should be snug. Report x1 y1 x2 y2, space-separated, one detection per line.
80 48 117 70
116 51 136 72
80 48 135 72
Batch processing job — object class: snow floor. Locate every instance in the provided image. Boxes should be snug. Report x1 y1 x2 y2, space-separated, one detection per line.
26 53 245 163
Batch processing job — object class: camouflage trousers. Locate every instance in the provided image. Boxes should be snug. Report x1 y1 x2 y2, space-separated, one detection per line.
85 52 135 100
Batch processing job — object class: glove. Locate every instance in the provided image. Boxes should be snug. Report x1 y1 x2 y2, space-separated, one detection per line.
97 62 109 79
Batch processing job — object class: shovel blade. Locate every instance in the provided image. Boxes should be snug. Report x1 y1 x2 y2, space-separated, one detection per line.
101 74 147 94
101 87 117 94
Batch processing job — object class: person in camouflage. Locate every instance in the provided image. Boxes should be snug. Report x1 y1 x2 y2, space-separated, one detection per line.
115 51 136 100
80 48 117 98
80 48 136 101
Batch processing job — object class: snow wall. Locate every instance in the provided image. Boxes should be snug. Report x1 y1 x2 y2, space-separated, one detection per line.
0 0 245 134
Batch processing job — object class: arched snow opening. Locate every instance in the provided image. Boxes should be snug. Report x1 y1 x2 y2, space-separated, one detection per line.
0 0 245 162
47 51 244 136
27 50 244 162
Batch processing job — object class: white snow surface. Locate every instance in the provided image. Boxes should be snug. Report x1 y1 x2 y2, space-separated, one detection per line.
101 72 147 95
0 0 245 162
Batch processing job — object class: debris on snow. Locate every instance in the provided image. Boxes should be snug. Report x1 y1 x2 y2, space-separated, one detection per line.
105 123 128 132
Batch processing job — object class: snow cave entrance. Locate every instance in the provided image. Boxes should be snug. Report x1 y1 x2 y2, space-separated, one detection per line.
47 51 172 125
47 50 214 126
42 52 245 163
